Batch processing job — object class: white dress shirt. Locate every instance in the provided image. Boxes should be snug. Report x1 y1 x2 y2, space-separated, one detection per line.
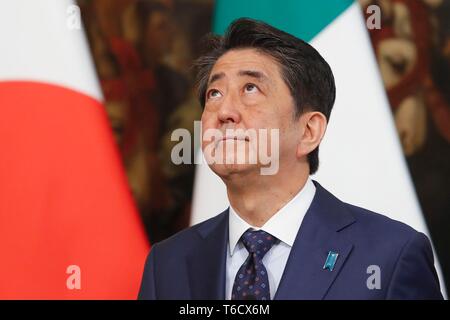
226 177 316 299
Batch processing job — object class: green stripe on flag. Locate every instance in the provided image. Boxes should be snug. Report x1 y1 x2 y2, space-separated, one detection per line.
213 0 353 42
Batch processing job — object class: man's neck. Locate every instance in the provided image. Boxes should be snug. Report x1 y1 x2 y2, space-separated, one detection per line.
225 165 310 227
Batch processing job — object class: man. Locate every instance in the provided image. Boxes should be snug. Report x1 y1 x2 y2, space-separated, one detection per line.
138 18 443 300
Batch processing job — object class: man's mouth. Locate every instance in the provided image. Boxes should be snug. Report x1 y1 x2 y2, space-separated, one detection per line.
215 136 250 147
222 136 250 141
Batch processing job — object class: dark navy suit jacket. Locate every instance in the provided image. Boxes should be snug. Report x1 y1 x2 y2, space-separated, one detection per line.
138 181 443 299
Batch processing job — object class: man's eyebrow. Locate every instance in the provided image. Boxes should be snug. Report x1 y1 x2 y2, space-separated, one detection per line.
237 70 269 82
207 70 270 87
208 72 225 86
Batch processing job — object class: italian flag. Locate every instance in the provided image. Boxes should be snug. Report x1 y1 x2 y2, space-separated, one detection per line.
190 0 446 295
0 0 149 299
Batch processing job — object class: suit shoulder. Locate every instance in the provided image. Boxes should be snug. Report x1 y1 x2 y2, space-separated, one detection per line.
152 209 228 255
314 182 421 241
343 202 422 241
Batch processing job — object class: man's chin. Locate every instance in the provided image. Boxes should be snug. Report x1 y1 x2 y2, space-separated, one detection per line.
209 162 258 178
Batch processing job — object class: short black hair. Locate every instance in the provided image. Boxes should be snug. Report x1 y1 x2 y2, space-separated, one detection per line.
194 18 336 174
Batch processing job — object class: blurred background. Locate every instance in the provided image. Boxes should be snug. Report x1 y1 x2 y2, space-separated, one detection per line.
0 0 448 298
78 0 211 244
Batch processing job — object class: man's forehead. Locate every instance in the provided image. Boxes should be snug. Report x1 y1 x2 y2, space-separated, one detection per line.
209 48 279 81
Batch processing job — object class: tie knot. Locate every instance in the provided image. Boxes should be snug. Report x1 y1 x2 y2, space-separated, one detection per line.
241 229 278 259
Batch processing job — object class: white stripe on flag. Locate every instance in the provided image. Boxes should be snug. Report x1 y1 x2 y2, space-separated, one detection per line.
0 0 102 102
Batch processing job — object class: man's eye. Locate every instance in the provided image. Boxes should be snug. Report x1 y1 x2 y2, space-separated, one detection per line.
207 89 222 100
244 83 258 93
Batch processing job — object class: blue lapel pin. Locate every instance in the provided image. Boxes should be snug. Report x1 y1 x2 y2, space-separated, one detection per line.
323 251 339 271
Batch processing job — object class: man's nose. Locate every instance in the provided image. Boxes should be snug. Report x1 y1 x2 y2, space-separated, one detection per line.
217 93 241 124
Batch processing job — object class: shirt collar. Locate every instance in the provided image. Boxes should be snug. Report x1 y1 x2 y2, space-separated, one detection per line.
228 177 316 256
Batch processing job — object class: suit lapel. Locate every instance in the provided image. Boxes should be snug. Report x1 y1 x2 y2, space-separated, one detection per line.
186 210 229 299
274 182 355 300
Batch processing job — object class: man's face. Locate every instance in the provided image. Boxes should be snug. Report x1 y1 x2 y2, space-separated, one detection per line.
201 48 301 179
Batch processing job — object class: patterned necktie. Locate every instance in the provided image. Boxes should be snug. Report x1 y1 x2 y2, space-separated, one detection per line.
231 229 278 300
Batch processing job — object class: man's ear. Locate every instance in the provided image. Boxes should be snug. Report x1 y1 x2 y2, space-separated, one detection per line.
296 111 327 159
